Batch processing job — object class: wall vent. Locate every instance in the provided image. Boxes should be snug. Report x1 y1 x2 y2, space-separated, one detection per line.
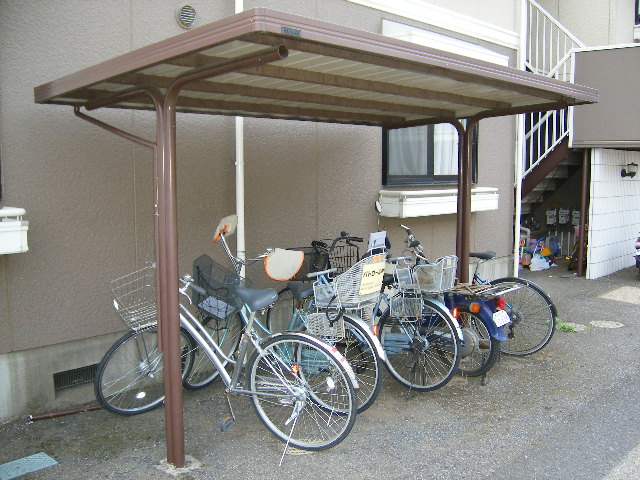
53 364 98 392
176 5 197 29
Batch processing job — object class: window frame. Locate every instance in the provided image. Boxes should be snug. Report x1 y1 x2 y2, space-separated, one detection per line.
382 123 479 187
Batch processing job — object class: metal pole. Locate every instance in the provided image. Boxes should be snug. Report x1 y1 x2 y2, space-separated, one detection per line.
452 120 466 272
158 46 289 468
577 148 589 277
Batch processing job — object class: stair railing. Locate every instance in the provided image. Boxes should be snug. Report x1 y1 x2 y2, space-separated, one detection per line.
523 0 585 178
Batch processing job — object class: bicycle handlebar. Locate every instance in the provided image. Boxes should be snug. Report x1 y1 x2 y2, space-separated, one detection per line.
388 256 412 264
307 267 337 279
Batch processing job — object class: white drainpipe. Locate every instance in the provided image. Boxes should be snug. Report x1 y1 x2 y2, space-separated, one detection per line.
235 0 245 275
513 0 528 277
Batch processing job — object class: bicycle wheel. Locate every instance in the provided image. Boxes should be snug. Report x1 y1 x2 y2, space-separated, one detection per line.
378 299 460 391
491 277 557 356
456 310 500 377
94 327 195 415
247 333 357 451
338 316 383 413
266 287 297 333
182 312 243 390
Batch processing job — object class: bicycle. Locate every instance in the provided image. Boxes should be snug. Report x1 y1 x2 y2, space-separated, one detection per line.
467 253 557 356
210 219 385 413
373 255 463 390
94 259 359 451
397 224 556 360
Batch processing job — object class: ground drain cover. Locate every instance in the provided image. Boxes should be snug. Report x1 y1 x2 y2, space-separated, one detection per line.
0 452 58 479
590 320 624 328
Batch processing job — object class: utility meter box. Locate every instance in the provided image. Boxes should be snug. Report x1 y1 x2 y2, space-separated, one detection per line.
0 207 29 254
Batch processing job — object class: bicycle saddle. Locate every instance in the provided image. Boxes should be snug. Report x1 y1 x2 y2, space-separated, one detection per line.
287 281 314 300
469 251 496 260
234 287 278 311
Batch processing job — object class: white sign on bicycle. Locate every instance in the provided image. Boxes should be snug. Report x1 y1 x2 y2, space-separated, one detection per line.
492 309 511 327
359 262 385 295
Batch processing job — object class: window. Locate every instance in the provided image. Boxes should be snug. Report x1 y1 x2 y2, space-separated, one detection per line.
636 0 640 24
382 122 478 186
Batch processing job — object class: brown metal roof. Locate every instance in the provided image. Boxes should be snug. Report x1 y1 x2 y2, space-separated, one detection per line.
34 8 597 127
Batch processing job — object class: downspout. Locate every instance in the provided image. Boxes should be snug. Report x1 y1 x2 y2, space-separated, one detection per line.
577 148 589 277
513 0 528 276
235 0 245 275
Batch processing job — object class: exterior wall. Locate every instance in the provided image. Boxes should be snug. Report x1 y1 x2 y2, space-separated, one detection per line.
0 0 518 420
539 0 637 45
587 149 640 279
572 45 640 149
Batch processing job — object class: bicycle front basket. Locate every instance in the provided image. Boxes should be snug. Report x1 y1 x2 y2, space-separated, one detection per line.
110 263 157 331
413 255 458 294
192 254 251 319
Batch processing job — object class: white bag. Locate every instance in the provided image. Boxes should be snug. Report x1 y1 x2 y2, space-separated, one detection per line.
529 253 550 271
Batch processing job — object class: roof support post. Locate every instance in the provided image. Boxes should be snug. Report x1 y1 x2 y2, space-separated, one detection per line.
452 118 479 283
157 45 289 468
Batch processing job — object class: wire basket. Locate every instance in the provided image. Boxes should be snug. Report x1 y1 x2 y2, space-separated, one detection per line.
328 243 360 275
389 292 422 318
110 263 157 331
192 254 251 319
413 255 458 294
394 264 418 291
304 312 345 343
314 254 386 310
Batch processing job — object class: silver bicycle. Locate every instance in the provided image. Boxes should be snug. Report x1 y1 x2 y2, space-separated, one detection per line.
94 261 359 451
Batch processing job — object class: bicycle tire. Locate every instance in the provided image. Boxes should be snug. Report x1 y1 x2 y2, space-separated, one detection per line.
94 327 195 415
247 332 358 451
378 299 460 391
456 310 500 377
338 315 383 413
491 277 557 356
267 290 381 412
182 312 243 390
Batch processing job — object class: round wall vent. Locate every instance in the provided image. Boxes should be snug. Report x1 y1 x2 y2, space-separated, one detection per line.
176 5 197 29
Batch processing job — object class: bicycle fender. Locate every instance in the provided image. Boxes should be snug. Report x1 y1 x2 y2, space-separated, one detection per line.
343 313 387 362
283 331 360 389
475 303 509 342
450 299 508 342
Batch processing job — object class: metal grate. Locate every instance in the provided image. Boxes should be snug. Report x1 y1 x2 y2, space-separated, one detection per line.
53 364 98 392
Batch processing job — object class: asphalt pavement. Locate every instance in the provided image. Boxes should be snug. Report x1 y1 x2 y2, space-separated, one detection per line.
1 260 639 480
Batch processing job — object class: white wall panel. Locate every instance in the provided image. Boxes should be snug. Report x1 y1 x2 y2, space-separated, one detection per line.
587 149 640 279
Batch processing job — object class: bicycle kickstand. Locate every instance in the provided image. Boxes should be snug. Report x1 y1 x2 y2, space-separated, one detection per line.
219 392 237 432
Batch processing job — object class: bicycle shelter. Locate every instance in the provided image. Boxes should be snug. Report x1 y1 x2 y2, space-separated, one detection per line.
34 8 597 467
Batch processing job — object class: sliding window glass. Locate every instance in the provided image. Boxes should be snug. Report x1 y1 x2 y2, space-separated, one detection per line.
383 122 478 186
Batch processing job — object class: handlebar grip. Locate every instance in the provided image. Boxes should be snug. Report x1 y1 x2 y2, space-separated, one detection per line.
349 236 364 243
307 268 337 279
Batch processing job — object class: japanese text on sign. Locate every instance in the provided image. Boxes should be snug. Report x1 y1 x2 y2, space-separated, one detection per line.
359 262 385 295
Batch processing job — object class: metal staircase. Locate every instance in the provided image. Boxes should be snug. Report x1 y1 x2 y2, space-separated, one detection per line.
521 0 585 216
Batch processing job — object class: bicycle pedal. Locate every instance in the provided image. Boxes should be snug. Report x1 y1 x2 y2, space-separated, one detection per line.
219 416 234 432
